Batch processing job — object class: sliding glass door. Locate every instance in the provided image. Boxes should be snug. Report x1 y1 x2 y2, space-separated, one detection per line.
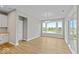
68 18 77 53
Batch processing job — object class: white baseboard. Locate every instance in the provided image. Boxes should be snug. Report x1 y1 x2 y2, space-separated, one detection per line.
9 42 19 46
64 39 76 54
27 35 40 41
68 44 76 54
9 42 15 45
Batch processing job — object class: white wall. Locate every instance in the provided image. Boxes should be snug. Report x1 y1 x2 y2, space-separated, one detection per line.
27 15 41 41
16 10 41 41
8 10 18 45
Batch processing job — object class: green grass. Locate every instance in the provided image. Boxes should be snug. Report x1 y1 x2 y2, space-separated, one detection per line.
43 27 77 40
43 27 63 33
70 29 77 40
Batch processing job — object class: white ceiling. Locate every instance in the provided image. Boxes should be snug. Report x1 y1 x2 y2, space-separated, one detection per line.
0 5 73 20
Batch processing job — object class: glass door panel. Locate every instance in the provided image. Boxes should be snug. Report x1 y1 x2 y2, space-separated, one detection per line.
68 19 77 53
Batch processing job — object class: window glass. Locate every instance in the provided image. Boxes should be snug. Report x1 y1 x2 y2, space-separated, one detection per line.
47 22 57 33
57 21 63 34
42 20 63 35
68 19 77 53
69 19 77 39
42 22 46 32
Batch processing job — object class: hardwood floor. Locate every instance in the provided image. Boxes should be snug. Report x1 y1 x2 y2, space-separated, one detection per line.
0 37 71 54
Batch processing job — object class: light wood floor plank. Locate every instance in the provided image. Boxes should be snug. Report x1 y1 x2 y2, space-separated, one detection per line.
0 37 71 54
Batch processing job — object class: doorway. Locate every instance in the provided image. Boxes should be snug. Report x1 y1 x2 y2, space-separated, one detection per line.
17 16 27 41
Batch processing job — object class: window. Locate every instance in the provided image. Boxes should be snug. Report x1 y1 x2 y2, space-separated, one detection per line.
47 22 57 33
42 20 63 35
69 19 77 40
68 18 77 52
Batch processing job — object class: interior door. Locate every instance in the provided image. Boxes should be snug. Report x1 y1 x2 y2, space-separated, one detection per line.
17 19 23 40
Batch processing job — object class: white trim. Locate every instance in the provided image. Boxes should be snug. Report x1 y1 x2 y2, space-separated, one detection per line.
68 44 76 54
9 42 19 46
27 35 40 41
64 39 77 54
9 42 15 45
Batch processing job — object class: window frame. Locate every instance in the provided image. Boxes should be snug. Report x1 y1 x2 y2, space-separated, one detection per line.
41 20 64 35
